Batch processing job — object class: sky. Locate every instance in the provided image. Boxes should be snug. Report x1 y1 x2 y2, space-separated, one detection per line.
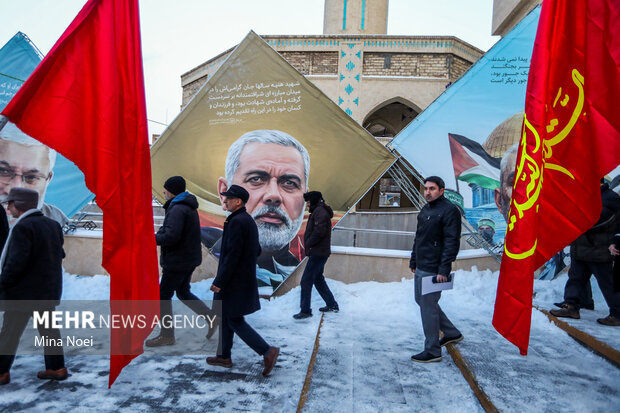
0 0 499 139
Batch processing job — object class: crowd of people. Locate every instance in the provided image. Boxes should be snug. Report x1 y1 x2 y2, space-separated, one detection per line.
0 170 618 387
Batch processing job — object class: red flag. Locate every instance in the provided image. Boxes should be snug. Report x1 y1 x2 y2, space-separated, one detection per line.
1 0 159 385
493 0 620 354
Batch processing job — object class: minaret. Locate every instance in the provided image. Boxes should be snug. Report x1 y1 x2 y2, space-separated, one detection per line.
323 0 388 35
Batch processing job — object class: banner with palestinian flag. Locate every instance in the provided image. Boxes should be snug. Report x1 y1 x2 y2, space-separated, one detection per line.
390 8 542 247
448 133 501 190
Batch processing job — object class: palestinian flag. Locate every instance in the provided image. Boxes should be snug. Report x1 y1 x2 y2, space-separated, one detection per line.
448 133 501 189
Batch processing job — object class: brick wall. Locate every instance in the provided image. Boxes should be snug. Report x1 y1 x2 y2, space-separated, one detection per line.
280 52 338 75
363 53 454 78
449 55 470 81
182 76 208 107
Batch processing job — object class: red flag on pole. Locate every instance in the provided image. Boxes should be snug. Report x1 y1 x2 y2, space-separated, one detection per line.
493 0 620 354
1 0 159 385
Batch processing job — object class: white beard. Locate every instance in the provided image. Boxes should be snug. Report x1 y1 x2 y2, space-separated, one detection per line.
252 204 304 252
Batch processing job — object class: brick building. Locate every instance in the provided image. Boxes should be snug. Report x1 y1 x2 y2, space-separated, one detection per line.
180 0 484 209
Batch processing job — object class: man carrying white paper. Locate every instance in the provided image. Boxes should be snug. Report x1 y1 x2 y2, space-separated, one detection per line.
409 176 463 363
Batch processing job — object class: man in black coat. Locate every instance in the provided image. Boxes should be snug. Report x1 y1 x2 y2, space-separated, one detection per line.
0 203 8 253
551 180 620 326
410 176 463 363
207 185 279 376
293 191 339 319
0 188 67 385
146 176 215 347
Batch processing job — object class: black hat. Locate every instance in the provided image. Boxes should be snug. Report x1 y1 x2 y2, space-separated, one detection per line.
164 176 186 196
4 187 39 211
220 184 249 203
303 191 323 206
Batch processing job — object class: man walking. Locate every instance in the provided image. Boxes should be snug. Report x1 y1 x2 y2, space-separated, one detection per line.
207 185 279 376
410 176 463 363
0 188 67 385
550 180 620 326
293 191 338 319
146 176 214 346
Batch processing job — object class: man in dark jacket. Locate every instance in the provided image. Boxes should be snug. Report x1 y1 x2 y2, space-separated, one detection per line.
551 181 620 326
0 188 67 385
207 185 279 376
293 191 339 319
410 176 463 363
146 176 214 347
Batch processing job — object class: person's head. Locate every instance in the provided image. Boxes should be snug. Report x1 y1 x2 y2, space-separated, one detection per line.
218 130 310 252
303 191 323 208
495 144 518 222
423 176 445 202
4 187 39 218
0 122 56 208
219 184 249 214
163 176 186 200
477 218 496 244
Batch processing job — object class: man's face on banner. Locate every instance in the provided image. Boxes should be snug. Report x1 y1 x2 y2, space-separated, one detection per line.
0 138 52 206
495 147 517 222
219 142 307 252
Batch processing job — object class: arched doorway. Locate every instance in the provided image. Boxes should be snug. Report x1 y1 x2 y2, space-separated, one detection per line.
363 98 419 139
357 98 422 210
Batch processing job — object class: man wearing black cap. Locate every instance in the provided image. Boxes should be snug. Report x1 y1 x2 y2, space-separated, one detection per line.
0 187 67 385
293 191 339 319
207 184 279 376
146 176 215 347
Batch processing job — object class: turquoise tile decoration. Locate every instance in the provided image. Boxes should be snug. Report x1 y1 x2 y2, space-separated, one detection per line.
346 61 355 71
341 50 347 58
340 74 345 81
347 43 356 49
339 97 344 105
345 84 354 95
346 108 353 116
354 74 360 81
361 0 366 31
356 51 361 59
353 97 359 106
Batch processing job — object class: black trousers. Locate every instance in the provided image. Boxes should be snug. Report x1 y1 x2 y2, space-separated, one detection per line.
0 310 65 374
299 256 337 313
218 316 269 359
159 267 212 338
565 259 620 317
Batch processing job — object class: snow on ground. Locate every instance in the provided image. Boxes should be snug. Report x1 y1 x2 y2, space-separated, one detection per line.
0 268 618 412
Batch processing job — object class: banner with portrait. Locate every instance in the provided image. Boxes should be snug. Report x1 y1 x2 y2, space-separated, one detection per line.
151 31 395 293
0 32 93 225
390 7 574 278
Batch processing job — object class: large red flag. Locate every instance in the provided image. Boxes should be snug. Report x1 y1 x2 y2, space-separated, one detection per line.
1 0 159 385
493 0 620 354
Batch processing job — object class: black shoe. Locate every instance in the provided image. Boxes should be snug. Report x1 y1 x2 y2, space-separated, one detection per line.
554 300 594 310
145 335 175 347
206 356 233 368
411 351 442 363
439 334 463 347
293 311 312 320
319 305 339 313
550 303 580 319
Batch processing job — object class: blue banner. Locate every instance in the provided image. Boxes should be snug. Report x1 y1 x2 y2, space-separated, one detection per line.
391 8 541 246
0 32 93 224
